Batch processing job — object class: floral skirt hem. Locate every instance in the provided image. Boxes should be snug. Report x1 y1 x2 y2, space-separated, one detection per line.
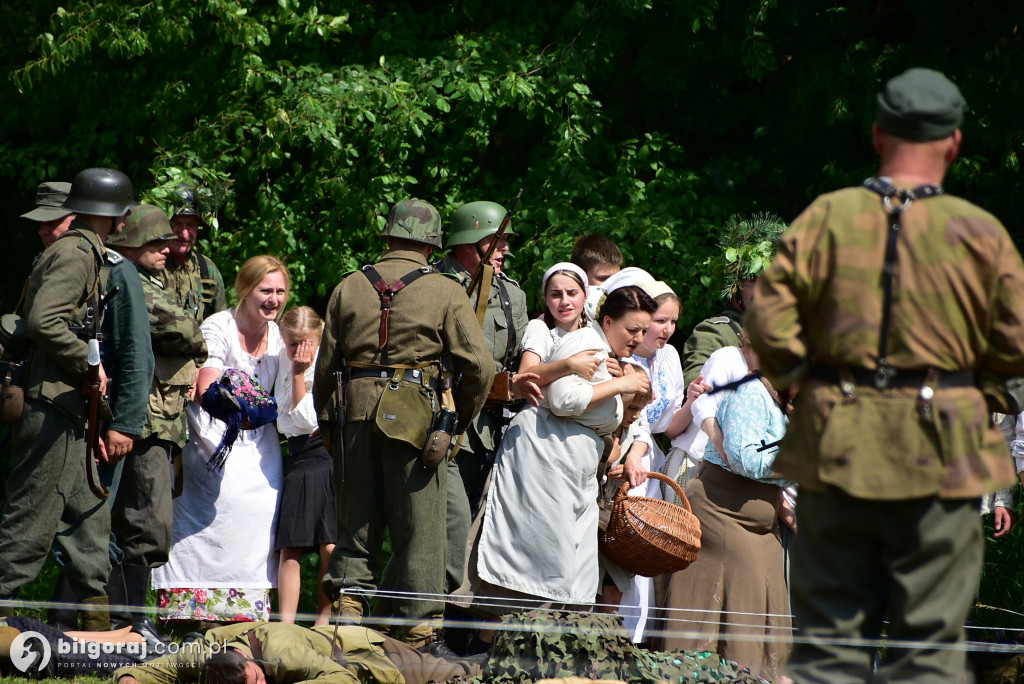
157 587 271 622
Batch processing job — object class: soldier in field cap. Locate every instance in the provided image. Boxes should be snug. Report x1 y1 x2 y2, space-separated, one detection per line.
20 181 76 249
746 67 1024 682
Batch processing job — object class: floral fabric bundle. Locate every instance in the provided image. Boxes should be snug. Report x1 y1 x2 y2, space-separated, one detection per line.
201 368 278 472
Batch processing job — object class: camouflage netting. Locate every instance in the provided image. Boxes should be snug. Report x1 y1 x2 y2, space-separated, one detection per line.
467 610 769 684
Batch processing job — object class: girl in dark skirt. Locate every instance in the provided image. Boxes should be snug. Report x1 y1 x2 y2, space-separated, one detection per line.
274 306 337 624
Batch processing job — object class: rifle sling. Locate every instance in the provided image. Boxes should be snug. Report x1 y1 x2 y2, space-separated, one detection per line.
474 264 493 327
493 276 518 370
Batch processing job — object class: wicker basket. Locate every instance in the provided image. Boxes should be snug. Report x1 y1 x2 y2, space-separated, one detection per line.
599 472 702 577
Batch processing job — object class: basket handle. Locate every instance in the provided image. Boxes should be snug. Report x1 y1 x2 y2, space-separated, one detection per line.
612 471 692 514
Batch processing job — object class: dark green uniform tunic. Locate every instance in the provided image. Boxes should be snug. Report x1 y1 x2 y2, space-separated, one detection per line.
0 224 116 601
681 306 744 387
313 249 493 631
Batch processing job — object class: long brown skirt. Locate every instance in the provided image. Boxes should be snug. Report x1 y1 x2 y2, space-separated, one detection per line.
656 461 791 681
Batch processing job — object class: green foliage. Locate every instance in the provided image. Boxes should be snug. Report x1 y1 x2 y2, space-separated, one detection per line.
977 491 1024 631
700 212 788 302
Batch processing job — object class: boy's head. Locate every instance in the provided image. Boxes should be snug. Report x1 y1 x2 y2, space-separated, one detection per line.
620 363 652 427
571 234 623 287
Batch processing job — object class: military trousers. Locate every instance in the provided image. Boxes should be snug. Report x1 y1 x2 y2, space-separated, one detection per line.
788 488 982 684
110 436 175 567
323 419 448 624
0 399 111 599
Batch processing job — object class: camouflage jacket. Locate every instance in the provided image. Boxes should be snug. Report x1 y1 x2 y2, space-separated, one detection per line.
682 306 744 386
435 254 528 453
133 263 208 446
159 250 227 323
746 185 1024 499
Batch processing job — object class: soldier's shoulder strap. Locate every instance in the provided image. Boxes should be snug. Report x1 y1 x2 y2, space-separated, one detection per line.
496 270 521 287
361 264 440 365
60 228 106 324
707 314 744 338
61 228 105 263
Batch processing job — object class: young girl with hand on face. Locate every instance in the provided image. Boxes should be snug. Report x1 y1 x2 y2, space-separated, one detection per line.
274 306 336 625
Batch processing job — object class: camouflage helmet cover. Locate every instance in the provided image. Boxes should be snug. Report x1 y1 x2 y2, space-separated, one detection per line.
445 200 515 248
107 203 176 248
62 168 134 217
381 198 442 247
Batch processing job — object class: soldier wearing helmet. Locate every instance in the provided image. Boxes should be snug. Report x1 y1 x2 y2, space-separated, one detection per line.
681 212 787 388
313 198 493 657
160 185 227 323
103 204 207 646
0 168 151 632
433 200 527 596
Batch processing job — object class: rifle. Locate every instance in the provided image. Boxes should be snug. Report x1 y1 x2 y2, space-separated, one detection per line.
333 357 347 460
84 285 120 500
466 189 523 299
85 338 108 500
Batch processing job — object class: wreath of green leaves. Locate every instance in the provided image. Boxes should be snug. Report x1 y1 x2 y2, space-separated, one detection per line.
700 212 788 302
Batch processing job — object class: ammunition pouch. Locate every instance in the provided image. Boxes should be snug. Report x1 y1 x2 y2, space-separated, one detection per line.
485 370 515 405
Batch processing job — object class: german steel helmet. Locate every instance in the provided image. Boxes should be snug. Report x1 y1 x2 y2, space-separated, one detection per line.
62 168 134 217
172 184 201 217
107 204 176 248
445 201 514 248
381 198 442 248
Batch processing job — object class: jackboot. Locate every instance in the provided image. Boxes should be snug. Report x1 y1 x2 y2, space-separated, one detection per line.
122 564 167 650
79 595 110 631
106 563 131 630
48 571 79 630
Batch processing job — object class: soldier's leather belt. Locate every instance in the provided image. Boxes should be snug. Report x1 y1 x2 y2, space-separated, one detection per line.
346 367 436 386
809 365 974 390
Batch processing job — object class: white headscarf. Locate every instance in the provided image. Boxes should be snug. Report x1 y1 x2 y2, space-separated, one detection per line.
585 267 655 320
541 262 589 293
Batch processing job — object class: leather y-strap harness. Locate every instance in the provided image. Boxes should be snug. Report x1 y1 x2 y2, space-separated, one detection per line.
862 176 943 389
361 264 436 365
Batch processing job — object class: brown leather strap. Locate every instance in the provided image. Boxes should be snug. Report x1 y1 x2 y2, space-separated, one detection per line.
361 265 437 365
246 629 264 661
474 264 493 327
